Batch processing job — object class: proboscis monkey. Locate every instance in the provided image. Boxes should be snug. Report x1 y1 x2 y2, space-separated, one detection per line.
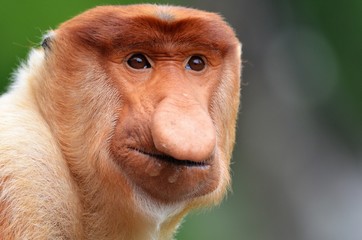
0 4 241 240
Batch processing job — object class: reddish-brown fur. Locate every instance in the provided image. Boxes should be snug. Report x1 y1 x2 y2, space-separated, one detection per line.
0 4 241 239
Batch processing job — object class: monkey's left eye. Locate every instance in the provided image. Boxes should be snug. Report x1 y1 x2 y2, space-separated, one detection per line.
127 54 151 69
186 56 206 71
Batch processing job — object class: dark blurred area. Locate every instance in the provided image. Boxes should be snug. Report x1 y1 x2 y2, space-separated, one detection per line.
1 1 361 240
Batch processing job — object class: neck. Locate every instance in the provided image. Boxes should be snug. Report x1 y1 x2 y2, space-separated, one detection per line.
78 176 187 240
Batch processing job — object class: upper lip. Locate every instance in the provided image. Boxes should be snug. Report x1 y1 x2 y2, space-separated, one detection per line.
128 147 210 167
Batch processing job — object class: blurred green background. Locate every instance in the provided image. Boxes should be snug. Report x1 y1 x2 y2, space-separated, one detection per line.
1 1 361 240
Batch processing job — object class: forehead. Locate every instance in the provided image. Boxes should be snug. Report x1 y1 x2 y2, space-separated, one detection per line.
57 5 239 54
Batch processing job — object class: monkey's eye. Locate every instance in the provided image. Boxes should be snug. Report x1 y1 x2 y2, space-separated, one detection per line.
186 56 205 71
127 54 151 69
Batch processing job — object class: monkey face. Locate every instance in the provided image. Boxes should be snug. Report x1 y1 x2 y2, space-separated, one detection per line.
109 50 222 202
44 5 241 205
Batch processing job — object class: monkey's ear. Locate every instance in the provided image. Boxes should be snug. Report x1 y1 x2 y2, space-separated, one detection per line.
41 31 55 50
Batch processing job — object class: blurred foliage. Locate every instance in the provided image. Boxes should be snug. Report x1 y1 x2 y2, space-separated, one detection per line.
277 0 362 149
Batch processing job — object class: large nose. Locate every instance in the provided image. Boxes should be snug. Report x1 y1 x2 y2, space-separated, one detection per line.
151 95 216 163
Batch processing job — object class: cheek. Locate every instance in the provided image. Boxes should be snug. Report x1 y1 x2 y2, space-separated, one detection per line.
59 75 121 175
211 68 240 156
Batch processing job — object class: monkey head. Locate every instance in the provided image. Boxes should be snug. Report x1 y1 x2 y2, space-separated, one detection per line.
35 4 241 207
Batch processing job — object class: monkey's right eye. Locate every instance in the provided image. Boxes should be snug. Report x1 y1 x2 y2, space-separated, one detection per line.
127 54 151 69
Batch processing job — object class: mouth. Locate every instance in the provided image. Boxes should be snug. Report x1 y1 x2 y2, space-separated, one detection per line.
111 145 218 202
128 147 210 168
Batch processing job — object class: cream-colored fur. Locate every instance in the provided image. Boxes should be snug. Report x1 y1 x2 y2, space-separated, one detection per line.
0 49 83 239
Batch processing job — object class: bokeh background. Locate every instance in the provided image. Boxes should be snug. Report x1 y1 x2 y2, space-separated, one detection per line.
1 1 361 239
